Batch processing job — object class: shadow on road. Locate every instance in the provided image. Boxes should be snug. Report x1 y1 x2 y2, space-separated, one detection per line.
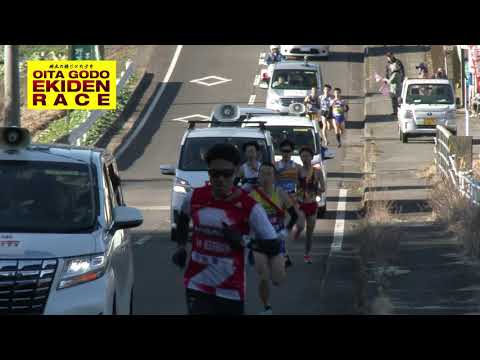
365 114 396 123
328 172 364 179
327 196 363 203
366 45 431 57
323 52 364 63
116 82 183 171
365 185 433 192
346 121 365 130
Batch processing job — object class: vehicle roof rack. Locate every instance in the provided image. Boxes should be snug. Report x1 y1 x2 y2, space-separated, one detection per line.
188 120 267 130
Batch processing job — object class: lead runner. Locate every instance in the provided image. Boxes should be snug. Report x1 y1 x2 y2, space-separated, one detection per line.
171 143 281 315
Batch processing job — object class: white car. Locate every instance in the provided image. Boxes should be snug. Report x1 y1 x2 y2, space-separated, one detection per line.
0 127 143 315
160 105 276 241
243 112 334 218
280 45 330 58
262 59 323 113
397 78 457 143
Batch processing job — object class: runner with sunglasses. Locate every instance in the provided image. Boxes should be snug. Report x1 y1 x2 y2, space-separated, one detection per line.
250 162 298 314
171 143 280 315
274 139 305 267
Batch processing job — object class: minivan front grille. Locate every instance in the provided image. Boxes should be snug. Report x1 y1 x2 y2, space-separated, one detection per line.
280 97 304 107
0 259 57 315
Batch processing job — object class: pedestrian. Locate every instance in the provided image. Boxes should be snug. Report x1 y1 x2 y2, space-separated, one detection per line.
237 141 262 192
171 143 280 315
385 52 405 83
291 146 325 264
275 139 306 266
319 84 334 146
384 62 402 116
435 67 447 79
265 45 284 65
416 63 429 78
249 162 299 314
304 87 321 121
330 87 349 147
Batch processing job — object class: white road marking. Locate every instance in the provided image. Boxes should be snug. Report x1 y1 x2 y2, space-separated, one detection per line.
253 74 260 86
331 189 348 252
259 52 266 65
134 206 170 211
170 114 209 123
248 94 256 105
135 235 152 246
115 45 183 158
189 75 232 87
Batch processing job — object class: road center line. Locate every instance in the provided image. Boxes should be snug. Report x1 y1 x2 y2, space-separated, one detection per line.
331 189 348 252
115 45 184 159
248 94 256 105
253 74 260 87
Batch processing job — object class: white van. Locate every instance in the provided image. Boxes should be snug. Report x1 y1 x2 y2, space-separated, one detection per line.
397 78 457 143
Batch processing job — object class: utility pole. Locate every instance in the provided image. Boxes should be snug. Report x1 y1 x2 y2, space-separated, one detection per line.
3 45 20 127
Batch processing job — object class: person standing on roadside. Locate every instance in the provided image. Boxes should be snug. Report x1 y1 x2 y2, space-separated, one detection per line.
385 52 405 83
171 143 280 315
384 62 403 116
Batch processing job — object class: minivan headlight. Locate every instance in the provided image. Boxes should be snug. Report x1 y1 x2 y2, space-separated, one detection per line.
404 110 413 119
174 177 191 194
58 254 106 290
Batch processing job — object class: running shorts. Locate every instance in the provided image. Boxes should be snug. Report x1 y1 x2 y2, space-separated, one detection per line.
299 202 318 217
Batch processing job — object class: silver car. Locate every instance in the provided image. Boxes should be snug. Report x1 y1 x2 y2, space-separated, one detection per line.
0 127 143 315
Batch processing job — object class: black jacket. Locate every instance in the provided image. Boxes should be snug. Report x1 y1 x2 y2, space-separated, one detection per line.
386 58 405 82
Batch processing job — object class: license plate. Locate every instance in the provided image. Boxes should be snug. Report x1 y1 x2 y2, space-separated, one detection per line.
301 47 310 52
424 117 436 125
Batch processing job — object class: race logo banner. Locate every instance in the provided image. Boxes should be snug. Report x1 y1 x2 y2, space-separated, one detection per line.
27 61 116 110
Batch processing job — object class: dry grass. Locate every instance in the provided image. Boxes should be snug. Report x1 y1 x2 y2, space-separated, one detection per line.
429 172 480 258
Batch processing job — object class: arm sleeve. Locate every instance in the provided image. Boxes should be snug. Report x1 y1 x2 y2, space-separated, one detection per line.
249 203 278 240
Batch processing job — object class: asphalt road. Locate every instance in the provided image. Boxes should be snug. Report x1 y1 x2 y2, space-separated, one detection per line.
116 45 366 315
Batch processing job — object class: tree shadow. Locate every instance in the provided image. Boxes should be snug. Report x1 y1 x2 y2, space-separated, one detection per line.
323 52 364 63
116 81 183 171
365 114 396 123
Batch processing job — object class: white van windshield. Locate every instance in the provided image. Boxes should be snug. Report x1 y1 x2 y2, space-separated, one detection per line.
268 126 318 156
271 69 318 90
406 84 454 105
179 137 270 171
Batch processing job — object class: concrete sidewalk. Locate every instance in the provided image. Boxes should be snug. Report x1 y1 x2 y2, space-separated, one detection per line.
361 45 480 314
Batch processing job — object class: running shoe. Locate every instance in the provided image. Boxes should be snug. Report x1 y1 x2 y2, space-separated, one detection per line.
248 250 255 266
285 254 293 268
304 255 313 264
259 305 273 315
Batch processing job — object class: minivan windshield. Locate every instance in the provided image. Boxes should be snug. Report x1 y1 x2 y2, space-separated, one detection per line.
0 161 97 233
271 69 318 90
267 126 318 156
406 84 454 105
179 137 270 171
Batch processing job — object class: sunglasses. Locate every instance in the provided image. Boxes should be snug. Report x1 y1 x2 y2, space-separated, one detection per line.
208 168 236 178
281 148 293 153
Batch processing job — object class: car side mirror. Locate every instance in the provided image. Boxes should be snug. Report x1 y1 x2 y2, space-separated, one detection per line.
160 164 175 175
110 206 143 233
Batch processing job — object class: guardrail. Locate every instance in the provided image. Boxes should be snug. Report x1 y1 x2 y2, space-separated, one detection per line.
68 60 135 146
434 125 480 206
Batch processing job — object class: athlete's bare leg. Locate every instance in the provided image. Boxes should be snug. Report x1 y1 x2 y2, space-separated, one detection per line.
304 214 316 256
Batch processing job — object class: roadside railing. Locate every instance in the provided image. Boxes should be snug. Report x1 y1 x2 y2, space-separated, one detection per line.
434 125 479 206
68 60 135 146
